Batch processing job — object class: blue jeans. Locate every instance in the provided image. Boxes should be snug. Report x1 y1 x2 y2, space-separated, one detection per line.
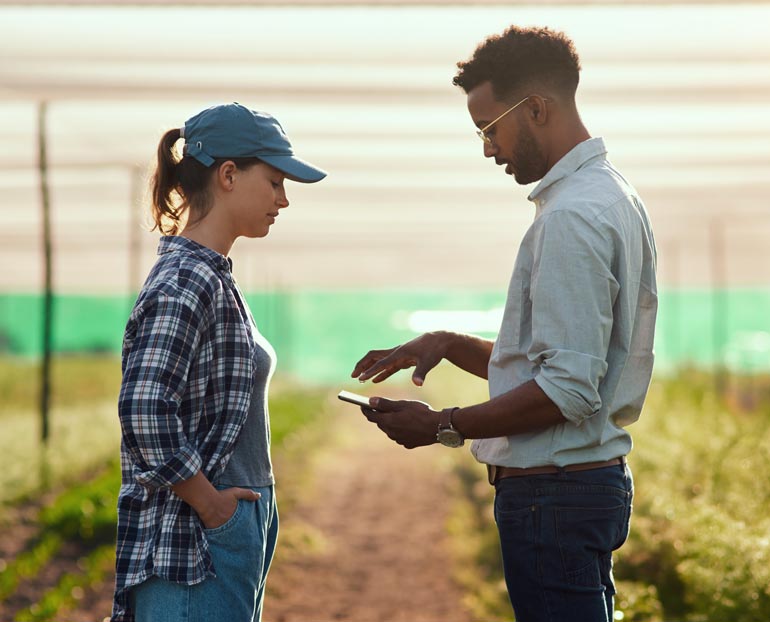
494 464 633 622
131 485 279 622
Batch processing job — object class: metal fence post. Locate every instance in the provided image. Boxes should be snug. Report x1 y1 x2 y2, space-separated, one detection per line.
38 100 53 448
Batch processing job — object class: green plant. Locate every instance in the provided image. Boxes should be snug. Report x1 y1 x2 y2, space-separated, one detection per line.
13 545 114 622
616 371 770 621
0 462 119 606
269 383 331 447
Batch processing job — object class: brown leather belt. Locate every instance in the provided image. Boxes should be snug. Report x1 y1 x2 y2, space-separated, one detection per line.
487 457 626 486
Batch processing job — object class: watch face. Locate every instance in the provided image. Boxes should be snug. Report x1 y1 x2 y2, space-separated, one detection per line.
437 428 465 448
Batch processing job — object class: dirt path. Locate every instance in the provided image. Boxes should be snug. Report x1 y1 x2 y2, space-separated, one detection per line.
264 413 472 622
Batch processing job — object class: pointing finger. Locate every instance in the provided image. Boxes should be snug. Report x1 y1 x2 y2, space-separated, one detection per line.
359 354 414 383
351 349 393 378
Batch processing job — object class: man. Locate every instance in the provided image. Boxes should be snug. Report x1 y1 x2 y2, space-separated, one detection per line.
351 26 657 622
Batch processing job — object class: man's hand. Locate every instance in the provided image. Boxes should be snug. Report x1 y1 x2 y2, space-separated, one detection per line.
351 332 451 386
360 397 441 449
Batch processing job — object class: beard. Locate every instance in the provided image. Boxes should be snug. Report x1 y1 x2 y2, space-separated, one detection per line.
509 123 548 185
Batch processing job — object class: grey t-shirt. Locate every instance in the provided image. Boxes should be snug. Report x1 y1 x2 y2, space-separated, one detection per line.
219 332 276 488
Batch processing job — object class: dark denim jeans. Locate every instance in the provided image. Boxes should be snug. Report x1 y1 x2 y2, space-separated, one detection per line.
494 463 633 622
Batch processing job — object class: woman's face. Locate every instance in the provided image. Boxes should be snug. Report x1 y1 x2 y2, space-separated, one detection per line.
228 162 289 239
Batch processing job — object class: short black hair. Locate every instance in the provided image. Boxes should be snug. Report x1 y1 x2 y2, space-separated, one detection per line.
453 26 581 102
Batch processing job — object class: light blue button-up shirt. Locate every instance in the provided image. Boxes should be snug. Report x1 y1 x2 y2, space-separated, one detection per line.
471 137 658 468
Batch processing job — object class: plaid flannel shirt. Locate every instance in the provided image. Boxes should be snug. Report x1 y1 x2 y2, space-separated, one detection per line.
112 236 258 622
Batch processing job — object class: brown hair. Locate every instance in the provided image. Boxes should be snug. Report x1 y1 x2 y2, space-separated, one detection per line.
150 128 261 235
453 26 581 103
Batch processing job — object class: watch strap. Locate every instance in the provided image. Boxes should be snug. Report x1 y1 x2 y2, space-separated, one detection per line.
439 406 460 430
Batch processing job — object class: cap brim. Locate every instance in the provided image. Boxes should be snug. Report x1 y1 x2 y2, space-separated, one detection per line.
260 154 327 184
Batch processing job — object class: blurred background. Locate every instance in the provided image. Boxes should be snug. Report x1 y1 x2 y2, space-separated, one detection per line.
1 2 770 622
2 0 769 378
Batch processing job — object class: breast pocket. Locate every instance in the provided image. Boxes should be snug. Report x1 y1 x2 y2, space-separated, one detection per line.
497 281 530 350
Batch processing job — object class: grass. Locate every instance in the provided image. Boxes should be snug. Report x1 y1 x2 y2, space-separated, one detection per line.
268 378 332 447
14 544 115 622
0 463 120 606
0 355 123 506
0 355 122 414
0 402 120 507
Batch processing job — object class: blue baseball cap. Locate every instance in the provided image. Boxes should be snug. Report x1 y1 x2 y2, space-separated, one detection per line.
179 103 327 183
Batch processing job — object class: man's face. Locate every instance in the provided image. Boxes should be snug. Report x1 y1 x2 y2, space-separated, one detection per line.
466 81 547 185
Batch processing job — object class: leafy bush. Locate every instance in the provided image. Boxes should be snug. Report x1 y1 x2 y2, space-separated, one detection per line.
441 369 770 621
617 371 770 621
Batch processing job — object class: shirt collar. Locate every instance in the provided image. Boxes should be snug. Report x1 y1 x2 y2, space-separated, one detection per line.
528 137 608 208
157 235 233 274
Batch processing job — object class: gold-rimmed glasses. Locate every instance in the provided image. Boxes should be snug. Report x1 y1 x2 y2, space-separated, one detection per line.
476 96 546 144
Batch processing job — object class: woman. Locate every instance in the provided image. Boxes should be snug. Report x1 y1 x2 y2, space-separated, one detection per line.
112 103 326 622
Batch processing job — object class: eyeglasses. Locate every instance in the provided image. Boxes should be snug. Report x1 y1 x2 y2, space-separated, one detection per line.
476 96 547 144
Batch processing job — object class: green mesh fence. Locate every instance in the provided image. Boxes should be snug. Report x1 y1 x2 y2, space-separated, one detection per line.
2 289 769 381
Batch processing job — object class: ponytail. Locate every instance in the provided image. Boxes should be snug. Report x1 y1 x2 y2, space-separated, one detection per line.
151 128 186 235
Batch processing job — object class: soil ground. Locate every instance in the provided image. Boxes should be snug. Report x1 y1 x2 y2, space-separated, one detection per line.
264 414 472 622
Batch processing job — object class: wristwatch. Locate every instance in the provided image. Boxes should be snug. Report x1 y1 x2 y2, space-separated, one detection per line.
436 407 465 448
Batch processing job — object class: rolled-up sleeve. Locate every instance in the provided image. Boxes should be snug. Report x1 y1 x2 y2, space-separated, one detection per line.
529 209 619 425
118 292 208 490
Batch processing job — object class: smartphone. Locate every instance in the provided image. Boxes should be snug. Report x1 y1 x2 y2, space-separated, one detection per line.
337 390 375 409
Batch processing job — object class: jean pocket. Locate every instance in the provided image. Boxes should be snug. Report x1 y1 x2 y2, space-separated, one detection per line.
555 503 626 587
203 499 245 537
494 488 536 526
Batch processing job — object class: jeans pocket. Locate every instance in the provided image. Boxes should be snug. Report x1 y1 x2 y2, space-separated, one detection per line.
203 499 245 537
555 503 626 587
495 502 535 526
494 486 535 529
